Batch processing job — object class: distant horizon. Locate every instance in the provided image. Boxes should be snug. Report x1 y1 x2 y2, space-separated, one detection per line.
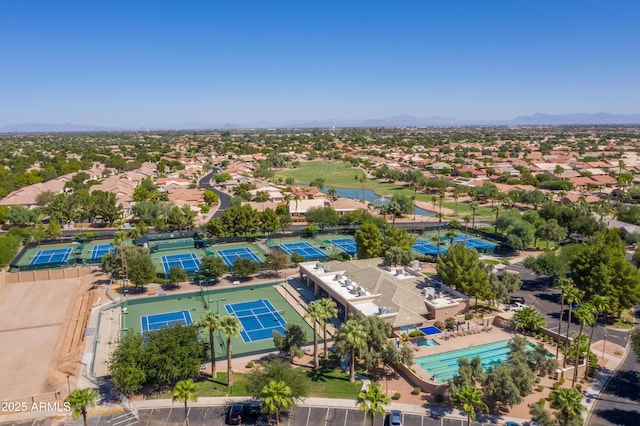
1 1 639 127
3 111 640 133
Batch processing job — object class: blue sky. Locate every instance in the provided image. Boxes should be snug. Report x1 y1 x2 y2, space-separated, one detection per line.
1 0 639 127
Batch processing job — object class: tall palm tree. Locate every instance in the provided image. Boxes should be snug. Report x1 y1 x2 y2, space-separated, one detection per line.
337 319 367 382
451 385 489 426
172 379 198 426
262 380 294 426
356 383 390 426
219 315 242 387
572 303 595 386
555 278 573 361
470 202 480 230
318 297 338 359
306 300 324 370
563 286 583 368
65 388 98 426
550 386 585 426
585 295 610 379
198 310 221 376
452 189 461 216
463 215 471 234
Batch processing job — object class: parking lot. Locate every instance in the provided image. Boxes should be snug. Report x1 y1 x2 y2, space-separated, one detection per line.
6 406 495 426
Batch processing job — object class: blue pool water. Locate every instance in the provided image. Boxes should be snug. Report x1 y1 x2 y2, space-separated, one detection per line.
415 339 541 382
415 337 440 347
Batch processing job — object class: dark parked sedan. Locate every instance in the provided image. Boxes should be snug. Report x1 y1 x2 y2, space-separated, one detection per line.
228 402 244 425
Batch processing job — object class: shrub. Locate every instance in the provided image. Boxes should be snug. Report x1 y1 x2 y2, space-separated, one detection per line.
435 393 444 403
409 330 423 338
575 383 582 391
535 377 541 384
539 398 546 405
536 385 545 392
411 387 421 395
392 392 401 400
464 312 474 321
444 317 456 331
434 321 445 331
246 361 254 369
559 377 565 385
588 352 598 377
553 382 560 390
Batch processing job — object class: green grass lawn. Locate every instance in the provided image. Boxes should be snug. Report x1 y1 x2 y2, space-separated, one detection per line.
147 367 362 399
275 161 368 188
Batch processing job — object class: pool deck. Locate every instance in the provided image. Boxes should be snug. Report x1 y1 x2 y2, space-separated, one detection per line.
408 324 554 383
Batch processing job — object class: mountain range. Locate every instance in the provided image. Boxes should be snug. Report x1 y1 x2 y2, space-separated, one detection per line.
2 113 640 133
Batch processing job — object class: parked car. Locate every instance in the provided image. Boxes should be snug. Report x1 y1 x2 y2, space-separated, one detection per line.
390 410 403 426
509 302 526 311
228 402 245 425
509 296 525 305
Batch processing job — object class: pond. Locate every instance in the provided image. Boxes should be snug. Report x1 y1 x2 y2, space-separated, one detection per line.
327 187 434 217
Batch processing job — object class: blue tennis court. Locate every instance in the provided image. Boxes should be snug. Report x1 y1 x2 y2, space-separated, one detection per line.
413 240 447 256
90 244 114 260
141 310 193 334
330 238 357 255
280 242 327 259
419 325 443 336
30 248 72 265
225 299 286 343
453 235 497 250
161 252 201 273
217 247 262 267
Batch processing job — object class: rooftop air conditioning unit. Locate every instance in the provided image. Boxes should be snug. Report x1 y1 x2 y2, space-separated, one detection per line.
345 278 352 286
396 268 403 276
315 262 323 269
336 273 343 280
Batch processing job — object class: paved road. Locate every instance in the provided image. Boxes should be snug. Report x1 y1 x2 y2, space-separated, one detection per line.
505 261 628 350
199 170 231 219
588 307 640 426
6 406 490 426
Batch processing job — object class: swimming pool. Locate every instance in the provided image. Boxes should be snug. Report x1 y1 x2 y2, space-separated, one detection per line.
415 337 440 347
415 339 539 382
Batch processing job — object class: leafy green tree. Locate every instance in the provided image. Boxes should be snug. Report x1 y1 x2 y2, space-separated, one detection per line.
232 257 260 278
65 388 98 426
7 205 38 225
109 331 146 394
198 310 221 375
90 190 123 225
354 222 382 259
381 225 416 254
259 207 279 235
203 189 219 206
199 255 228 281
168 266 188 284
273 323 306 361
145 324 205 384
264 251 288 277
390 193 414 215
335 319 367 382
384 246 413 267
305 206 339 229
126 246 157 288
550 387 585 426
172 379 198 426
451 385 489 426
529 401 555 426
220 315 242 387
512 306 546 333
0 233 21 268
437 244 491 310
246 358 309 400
221 204 259 236
356 383 390 426
506 219 535 250
523 251 569 282
261 380 295 426
46 218 62 239
569 229 640 315
482 365 522 410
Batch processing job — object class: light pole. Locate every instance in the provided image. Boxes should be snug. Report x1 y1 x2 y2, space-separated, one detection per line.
209 297 227 315
66 374 71 394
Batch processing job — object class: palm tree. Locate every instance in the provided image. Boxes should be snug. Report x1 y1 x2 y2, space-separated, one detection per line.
463 215 471 234
585 295 610 379
356 383 390 426
219 315 242 387
262 380 294 426
431 235 445 258
318 297 338 359
306 300 324 370
563 286 583 368
451 385 489 426
469 202 479 229
572 303 595 386
445 228 457 247
555 278 573 361
337 319 367 382
198 310 221 376
452 189 461 216
65 388 98 426
550 386 585 426
172 379 198 426
512 306 546 334
491 205 502 233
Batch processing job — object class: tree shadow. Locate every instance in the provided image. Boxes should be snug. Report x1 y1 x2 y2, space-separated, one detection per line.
594 408 639 425
307 362 334 382
602 369 640 401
